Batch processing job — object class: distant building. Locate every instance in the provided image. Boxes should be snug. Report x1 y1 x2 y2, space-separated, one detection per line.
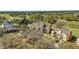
27 21 44 30
27 21 51 34
51 28 72 41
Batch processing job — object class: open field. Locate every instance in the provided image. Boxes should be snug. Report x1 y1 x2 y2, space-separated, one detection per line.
67 21 79 37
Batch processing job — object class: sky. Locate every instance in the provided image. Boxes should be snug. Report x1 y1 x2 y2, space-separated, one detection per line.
0 0 79 11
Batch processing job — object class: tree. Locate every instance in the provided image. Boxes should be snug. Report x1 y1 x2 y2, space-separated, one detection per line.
48 19 57 24
56 20 67 28
29 13 44 22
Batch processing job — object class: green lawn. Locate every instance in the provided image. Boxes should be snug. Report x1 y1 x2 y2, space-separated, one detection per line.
68 21 79 29
66 21 79 37
70 28 79 37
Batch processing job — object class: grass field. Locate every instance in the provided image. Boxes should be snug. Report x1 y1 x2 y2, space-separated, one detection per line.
70 28 79 37
67 21 79 37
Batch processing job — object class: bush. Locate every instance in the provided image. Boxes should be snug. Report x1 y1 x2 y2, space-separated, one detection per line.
59 41 79 49
56 20 67 28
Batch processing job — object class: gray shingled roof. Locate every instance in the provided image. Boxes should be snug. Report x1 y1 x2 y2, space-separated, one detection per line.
2 21 16 31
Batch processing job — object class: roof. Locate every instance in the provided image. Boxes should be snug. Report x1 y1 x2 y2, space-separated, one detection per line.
27 21 44 28
2 21 16 30
53 28 71 35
